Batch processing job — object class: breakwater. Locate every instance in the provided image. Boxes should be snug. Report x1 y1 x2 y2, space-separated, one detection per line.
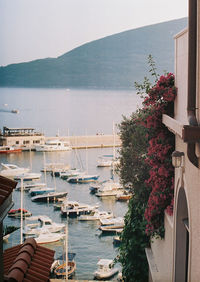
46 135 121 149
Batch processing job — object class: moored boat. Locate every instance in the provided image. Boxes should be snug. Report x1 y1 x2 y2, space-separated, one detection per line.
31 191 68 202
0 163 29 178
0 146 22 154
35 139 71 152
94 259 119 280
79 210 113 221
8 208 32 218
33 229 65 244
67 173 99 183
14 172 41 182
61 200 98 217
29 187 55 197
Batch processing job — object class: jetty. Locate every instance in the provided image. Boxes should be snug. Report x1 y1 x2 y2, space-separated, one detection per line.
0 127 121 150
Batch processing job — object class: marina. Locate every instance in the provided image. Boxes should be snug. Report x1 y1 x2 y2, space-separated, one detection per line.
2 147 127 280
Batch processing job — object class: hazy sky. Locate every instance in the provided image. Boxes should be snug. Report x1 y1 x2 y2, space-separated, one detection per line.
0 0 188 66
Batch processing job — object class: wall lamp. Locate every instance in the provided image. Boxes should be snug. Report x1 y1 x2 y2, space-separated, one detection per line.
172 151 185 168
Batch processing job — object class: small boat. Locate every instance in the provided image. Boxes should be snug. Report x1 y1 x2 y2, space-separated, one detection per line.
23 215 65 235
116 192 132 201
0 163 30 178
52 253 76 278
79 210 113 221
97 155 113 167
94 259 119 280
113 235 122 246
35 139 71 152
96 179 123 197
11 109 19 114
53 197 67 210
29 187 55 197
60 168 81 180
61 200 98 217
8 208 32 218
0 146 21 154
33 229 65 244
31 191 68 202
99 226 123 234
67 174 99 184
14 172 41 182
16 182 46 192
3 234 10 242
100 217 124 226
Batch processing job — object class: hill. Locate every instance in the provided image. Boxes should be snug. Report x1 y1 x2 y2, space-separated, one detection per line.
0 18 187 88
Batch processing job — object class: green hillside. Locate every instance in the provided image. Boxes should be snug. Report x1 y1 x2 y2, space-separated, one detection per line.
0 18 187 88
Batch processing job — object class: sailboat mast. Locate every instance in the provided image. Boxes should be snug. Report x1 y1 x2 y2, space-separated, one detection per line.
65 223 68 281
20 178 24 244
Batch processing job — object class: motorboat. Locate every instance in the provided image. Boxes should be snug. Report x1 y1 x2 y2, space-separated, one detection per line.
23 215 65 235
16 182 46 192
35 139 71 152
60 168 81 180
97 156 113 167
33 229 65 244
53 197 67 210
52 253 76 278
8 208 32 218
99 217 124 234
0 146 22 154
95 179 123 197
94 259 119 279
61 200 98 217
14 172 41 182
79 210 113 221
31 191 68 202
67 173 99 184
0 163 30 178
41 162 70 172
116 192 132 201
29 187 55 197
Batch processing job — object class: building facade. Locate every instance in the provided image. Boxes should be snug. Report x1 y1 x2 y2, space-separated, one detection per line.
146 1 200 281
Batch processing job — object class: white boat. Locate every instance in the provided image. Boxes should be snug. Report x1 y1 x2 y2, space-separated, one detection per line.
100 217 124 226
29 187 55 196
33 229 65 244
35 139 71 152
41 162 70 173
16 182 46 191
99 217 124 234
14 172 41 181
61 200 98 217
31 191 68 202
79 210 113 221
23 215 65 235
94 259 119 279
0 163 30 178
96 179 123 197
97 155 113 167
60 168 81 180
67 173 99 183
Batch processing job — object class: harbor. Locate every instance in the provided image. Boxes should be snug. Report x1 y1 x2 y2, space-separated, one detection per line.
2 146 127 281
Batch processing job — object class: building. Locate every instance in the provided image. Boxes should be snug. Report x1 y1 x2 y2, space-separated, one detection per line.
0 127 45 150
146 1 200 281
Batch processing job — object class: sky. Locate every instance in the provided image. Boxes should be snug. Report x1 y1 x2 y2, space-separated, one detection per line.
0 0 188 66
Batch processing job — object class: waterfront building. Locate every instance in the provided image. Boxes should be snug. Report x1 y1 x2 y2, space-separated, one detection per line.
146 1 200 281
0 127 45 150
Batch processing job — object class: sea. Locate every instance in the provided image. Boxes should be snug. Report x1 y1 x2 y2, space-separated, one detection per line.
0 87 142 280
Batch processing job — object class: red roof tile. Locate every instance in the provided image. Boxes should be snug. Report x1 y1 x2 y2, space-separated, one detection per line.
3 238 55 282
0 175 17 205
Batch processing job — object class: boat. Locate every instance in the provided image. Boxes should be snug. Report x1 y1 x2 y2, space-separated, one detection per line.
11 109 19 114
99 217 124 234
8 208 32 218
67 173 99 183
31 191 68 202
35 139 71 152
52 253 76 278
0 146 22 154
97 155 113 167
99 226 123 234
53 197 67 210
60 168 81 180
14 172 41 182
23 215 65 235
116 192 132 201
113 235 121 246
79 210 113 221
16 182 46 192
0 163 29 178
3 234 10 242
29 187 55 197
61 200 98 217
94 259 119 279
95 179 123 197
33 229 65 244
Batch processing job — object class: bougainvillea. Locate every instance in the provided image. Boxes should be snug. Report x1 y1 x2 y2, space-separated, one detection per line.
141 72 176 237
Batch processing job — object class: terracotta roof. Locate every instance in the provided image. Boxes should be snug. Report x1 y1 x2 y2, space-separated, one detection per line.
0 175 17 206
3 238 55 282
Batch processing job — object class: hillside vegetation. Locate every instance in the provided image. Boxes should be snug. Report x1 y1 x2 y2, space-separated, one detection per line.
0 18 187 88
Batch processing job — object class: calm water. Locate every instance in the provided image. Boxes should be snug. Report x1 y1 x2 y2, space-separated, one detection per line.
0 87 142 136
1 88 142 280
